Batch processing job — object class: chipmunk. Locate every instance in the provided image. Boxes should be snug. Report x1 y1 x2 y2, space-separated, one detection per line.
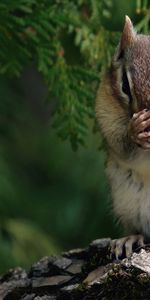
96 16 150 258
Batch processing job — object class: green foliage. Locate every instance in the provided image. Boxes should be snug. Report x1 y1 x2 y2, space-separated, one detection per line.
0 76 118 272
0 219 58 273
135 0 150 33
0 0 118 149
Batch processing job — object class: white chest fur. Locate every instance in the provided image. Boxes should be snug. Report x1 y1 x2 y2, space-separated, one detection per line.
131 149 150 180
107 150 150 237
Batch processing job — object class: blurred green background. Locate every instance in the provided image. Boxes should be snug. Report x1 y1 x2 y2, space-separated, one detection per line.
0 0 148 272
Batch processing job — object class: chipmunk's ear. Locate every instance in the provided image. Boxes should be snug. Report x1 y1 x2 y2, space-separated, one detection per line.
121 16 136 50
116 16 136 60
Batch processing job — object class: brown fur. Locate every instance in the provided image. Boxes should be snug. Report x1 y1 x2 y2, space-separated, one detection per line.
95 17 150 238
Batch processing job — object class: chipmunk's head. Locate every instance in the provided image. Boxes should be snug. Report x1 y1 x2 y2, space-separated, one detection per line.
112 16 150 113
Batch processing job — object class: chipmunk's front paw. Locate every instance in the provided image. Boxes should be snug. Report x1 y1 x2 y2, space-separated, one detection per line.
129 109 150 149
111 234 144 259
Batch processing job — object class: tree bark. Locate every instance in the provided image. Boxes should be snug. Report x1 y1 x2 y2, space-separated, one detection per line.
1 238 150 300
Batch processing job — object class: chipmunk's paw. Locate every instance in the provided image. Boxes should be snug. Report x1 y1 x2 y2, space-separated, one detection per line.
129 110 150 149
111 235 144 259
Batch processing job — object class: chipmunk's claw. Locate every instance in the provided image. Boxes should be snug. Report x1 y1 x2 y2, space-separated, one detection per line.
111 235 145 259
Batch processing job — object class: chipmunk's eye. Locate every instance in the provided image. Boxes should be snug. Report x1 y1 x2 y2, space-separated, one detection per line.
122 68 133 102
